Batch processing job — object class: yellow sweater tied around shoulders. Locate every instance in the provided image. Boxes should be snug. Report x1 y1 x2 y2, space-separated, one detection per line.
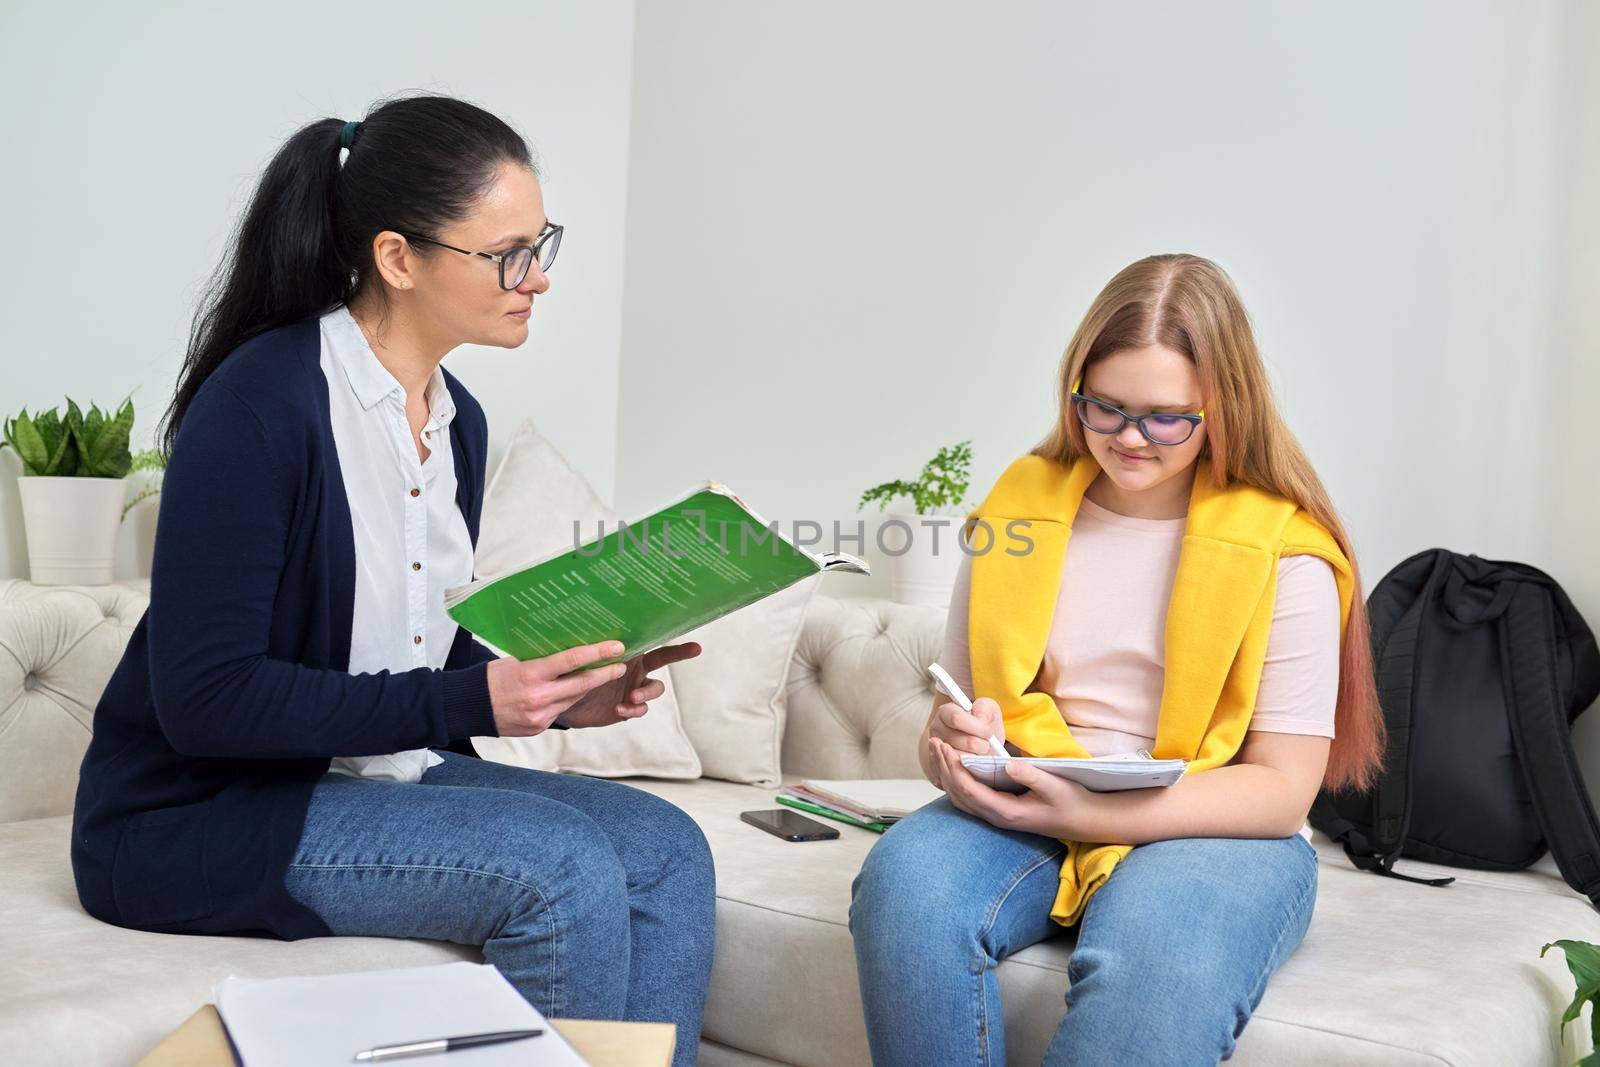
965 453 1354 926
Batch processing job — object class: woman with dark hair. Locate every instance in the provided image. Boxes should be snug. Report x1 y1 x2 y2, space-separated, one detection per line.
70 94 715 1063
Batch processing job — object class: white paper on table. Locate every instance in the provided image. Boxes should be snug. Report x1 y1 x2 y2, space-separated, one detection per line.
214 961 589 1067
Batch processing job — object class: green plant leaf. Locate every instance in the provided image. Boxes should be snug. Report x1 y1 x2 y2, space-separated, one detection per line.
120 484 162 522
1541 940 1600 1058
858 479 918 513
38 407 82 476
4 411 50 475
76 397 135 478
130 447 167 472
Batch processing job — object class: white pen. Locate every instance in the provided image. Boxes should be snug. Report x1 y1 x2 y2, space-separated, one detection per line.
927 662 1009 758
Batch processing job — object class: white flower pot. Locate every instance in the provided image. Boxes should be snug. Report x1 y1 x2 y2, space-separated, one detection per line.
17 476 126 585
884 512 965 607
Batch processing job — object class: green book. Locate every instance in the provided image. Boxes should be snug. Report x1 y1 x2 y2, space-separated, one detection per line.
445 481 869 671
775 794 888 833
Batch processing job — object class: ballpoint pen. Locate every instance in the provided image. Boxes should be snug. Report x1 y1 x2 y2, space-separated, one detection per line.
353 1027 545 1061
927 662 1008 757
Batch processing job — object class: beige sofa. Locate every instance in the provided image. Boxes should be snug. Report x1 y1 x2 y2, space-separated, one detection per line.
1 578 1596 1066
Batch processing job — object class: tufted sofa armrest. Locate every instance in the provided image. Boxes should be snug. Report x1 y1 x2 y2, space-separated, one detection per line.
783 596 948 781
0 580 149 824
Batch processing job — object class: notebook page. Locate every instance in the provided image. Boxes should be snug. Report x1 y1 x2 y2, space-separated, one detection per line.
215 961 588 1067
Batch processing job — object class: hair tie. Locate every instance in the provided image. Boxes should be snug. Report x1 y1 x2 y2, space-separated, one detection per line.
339 119 362 151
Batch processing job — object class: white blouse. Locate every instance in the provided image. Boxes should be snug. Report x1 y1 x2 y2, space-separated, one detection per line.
318 304 477 783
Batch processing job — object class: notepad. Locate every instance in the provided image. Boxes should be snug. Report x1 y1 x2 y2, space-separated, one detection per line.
214 961 589 1067
960 751 1188 793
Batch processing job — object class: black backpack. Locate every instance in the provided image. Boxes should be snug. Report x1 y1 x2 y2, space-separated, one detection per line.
1309 548 1600 908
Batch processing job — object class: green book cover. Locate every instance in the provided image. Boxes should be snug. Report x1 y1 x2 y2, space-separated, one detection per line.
446 481 869 670
774 794 888 833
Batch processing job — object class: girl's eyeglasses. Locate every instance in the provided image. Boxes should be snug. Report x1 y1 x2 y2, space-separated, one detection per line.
1070 376 1205 447
397 223 563 290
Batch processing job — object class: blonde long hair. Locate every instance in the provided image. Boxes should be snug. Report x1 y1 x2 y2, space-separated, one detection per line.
1034 253 1383 794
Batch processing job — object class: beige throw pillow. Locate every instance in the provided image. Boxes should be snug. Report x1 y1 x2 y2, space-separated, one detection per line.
669 574 822 788
467 419 702 780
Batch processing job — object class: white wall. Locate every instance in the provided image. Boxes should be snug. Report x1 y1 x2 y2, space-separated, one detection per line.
614 1 1600 777
0 0 637 579
4 2 1597 783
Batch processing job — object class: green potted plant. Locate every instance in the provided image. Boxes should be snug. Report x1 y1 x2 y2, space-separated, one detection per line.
858 440 973 606
2 397 138 585
1542 939 1599 1064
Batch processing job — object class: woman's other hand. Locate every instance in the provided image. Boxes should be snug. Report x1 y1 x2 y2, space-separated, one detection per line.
555 641 703 729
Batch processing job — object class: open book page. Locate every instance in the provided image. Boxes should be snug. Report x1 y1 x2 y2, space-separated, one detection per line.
445 480 868 669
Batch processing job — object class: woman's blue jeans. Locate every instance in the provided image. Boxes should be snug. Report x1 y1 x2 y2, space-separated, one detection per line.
849 796 1318 1066
283 749 716 1067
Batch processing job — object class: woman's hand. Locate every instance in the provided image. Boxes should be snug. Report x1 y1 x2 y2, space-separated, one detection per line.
929 735 1098 840
486 641 628 737
556 641 703 729
923 696 1005 789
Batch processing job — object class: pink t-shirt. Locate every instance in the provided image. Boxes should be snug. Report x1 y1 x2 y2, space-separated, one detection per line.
942 495 1340 756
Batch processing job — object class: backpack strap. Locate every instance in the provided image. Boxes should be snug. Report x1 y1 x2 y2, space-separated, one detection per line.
1315 551 1455 887
1501 582 1600 909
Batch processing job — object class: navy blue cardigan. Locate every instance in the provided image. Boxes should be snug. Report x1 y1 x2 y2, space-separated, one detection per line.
71 315 504 940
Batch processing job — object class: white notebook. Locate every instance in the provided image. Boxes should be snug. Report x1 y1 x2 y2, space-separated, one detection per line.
960 750 1188 794
214 961 589 1067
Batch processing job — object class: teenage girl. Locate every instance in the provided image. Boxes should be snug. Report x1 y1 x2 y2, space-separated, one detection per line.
849 253 1384 1066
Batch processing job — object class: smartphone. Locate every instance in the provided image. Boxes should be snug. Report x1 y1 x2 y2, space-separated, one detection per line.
740 808 840 842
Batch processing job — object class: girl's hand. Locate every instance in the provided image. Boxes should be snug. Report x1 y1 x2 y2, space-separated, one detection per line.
930 696 1005 753
923 695 1004 790
929 736 1097 840
556 641 703 729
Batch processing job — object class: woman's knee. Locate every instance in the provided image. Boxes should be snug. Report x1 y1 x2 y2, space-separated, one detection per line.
606 787 715 900
491 802 633 929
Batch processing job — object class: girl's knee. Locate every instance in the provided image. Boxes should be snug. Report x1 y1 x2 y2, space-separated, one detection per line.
850 809 998 941
1064 945 1257 1062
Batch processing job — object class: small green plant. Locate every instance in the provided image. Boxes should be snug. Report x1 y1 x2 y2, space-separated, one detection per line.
1542 939 1600 1065
858 440 973 516
2 398 136 478
122 447 168 520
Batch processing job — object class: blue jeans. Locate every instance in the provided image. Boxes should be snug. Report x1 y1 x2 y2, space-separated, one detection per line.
849 797 1318 1066
283 750 716 1067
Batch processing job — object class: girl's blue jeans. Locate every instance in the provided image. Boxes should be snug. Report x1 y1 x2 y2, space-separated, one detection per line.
849 796 1318 1066
283 749 716 1067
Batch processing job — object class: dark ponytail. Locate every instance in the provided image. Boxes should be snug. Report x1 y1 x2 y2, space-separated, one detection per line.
160 93 536 454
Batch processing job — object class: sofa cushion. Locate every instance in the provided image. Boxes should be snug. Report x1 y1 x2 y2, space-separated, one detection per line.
0 581 149 823
0 815 478 1065
622 776 1599 1067
782 596 946 781
671 576 820 788
4 778 1596 1067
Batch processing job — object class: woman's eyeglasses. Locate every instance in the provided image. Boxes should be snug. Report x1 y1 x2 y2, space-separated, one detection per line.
397 223 563 290
1071 379 1205 446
